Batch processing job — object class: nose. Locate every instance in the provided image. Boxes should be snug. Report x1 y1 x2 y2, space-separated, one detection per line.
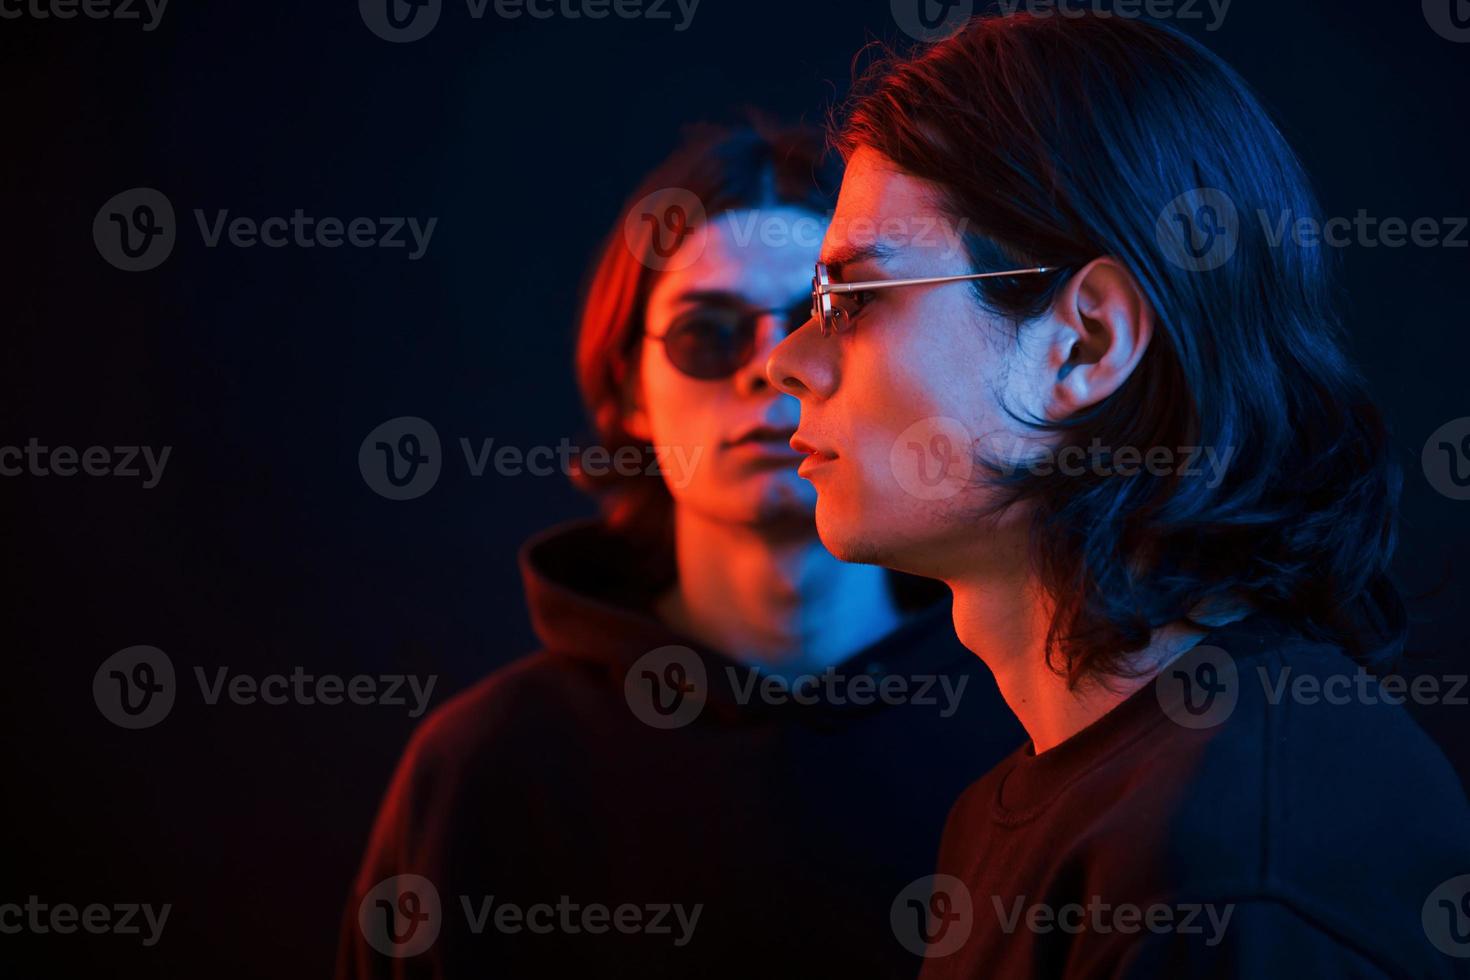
767 313 837 400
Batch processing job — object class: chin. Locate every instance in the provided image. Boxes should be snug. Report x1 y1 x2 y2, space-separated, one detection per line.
815 500 949 576
813 504 887 567
752 495 817 537
751 470 815 518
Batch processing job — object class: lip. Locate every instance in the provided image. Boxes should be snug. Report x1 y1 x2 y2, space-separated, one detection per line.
790 433 836 458
725 424 798 449
796 454 836 480
724 425 805 465
791 433 837 478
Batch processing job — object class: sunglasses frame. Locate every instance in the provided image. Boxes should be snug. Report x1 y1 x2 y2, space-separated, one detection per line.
644 303 809 380
812 262 1058 336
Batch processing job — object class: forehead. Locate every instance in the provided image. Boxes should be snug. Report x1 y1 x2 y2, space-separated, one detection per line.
648 205 824 311
823 146 956 268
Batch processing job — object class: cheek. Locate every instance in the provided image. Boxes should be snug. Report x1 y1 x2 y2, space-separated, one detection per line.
640 351 712 448
839 308 993 491
637 353 740 502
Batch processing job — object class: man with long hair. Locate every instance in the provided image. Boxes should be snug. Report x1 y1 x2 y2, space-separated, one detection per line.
337 121 1022 978
769 14 1470 976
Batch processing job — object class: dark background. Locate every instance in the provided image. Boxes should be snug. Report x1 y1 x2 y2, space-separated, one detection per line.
4 0 1468 976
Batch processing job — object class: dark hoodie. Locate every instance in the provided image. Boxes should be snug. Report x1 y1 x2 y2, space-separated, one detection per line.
337 521 1025 979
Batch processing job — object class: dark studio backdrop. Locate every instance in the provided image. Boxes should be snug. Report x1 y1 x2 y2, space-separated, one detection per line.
4 0 1469 976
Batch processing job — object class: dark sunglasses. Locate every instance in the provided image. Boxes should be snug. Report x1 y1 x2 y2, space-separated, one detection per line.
645 300 811 380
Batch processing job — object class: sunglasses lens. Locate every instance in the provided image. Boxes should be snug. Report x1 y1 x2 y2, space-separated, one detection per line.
827 305 850 334
663 312 756 380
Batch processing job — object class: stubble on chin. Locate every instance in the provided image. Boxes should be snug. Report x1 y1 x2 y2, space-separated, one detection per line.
831 537 889 568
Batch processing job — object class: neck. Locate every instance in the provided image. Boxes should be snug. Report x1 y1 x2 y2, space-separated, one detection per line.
656 506 903 677
945 550 1227 754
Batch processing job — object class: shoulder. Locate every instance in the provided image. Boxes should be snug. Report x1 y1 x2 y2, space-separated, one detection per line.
395 650 605 781
1105 635 1470 972
351 651 605 881
1176 639 1470 866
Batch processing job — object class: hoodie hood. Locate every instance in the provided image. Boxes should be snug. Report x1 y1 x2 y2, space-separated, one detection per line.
518 519 977 721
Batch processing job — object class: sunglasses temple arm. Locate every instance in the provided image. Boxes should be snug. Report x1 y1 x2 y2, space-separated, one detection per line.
824 267 1054 294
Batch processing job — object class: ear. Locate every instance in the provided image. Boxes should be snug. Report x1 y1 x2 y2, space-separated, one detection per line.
620 355 653 443
1041 257 1154 419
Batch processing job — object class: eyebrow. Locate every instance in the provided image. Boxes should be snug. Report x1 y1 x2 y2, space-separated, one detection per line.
821 241 898 279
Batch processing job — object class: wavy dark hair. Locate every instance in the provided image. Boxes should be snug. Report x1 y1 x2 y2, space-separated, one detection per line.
835 13 1406 685
572 119 839 576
